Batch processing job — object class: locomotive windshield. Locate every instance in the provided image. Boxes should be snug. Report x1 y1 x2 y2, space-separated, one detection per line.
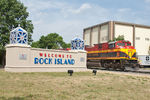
117 43 125 46
109 43 115 48
127 43 131 46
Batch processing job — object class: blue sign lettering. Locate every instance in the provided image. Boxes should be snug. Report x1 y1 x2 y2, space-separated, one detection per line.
34 57 38 64
39 58 44 64
64 59 68 65
49 58 52 64
68 59 71 64
44 58 48 64
71 59 75 65
55 59 57 64
34 57 75 65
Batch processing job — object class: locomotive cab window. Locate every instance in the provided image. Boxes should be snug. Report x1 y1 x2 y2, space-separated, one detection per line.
117 43 125 46
127 43 131 46
109 43 115 49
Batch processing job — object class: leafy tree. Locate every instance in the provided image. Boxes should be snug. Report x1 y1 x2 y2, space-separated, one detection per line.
0 0 34 67
115 35 124 41
109 35 124 42
61 42 71 49
0 0 34 46
31 33 70 49
31 41 40 48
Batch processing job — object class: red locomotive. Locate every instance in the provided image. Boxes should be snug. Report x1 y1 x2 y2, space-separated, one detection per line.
85 40 140 71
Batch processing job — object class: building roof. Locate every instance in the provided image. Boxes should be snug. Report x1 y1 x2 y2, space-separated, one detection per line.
84 21 150 30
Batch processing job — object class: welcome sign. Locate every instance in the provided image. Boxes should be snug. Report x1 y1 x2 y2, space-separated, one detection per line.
34 53 75 65
5 27 87 72
5 45 87 72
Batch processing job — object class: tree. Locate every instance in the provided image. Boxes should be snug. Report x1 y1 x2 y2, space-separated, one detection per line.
31 41 40 48
109 35 124 42
31 33 71 49
0 0 34 46
0 0 34 67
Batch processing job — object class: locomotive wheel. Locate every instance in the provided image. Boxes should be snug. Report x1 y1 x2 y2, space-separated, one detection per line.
120 65 125 71
112 66 117 71
104 63 109 70
112 62 118 70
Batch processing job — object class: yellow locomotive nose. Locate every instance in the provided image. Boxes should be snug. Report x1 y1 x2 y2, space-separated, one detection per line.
128 49 137 59
128 49 133 59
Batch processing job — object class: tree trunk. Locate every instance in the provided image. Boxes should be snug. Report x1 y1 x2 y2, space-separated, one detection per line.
2 53 6 68
0 50 6 68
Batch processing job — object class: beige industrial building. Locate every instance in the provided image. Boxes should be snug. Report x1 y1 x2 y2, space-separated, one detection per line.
83 21 150 55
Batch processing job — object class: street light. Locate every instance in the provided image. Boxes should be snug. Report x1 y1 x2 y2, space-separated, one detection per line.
68 70 73 76
93 70 97 75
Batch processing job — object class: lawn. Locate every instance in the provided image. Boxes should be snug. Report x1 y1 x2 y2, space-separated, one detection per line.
0 69 150 100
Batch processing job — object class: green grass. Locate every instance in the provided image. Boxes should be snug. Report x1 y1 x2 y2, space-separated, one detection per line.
0 69 150 100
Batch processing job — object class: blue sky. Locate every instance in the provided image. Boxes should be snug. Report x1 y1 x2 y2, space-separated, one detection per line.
20 0 150 43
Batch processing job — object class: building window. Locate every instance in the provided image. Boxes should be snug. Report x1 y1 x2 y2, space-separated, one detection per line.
145 38 150 41
102 37 104 41
136 37 140 40
102 36 108 41
105 36 108 41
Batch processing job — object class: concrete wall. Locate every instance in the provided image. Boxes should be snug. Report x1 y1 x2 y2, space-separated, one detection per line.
115 24 133 45
5 44 87 72
135 27 150 55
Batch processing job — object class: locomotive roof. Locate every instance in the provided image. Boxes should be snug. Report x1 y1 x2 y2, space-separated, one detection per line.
108 41 116 44
108 40 130 44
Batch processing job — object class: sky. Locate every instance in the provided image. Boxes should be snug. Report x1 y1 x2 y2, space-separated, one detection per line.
20 0 150 43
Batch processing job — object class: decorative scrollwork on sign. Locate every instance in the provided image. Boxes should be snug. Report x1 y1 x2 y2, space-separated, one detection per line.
10 32 16 44
71 41 77 50
17 32 27 44
10 27 28 44
71 37 84 50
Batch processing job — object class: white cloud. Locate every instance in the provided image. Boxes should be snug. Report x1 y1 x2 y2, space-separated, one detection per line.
20 0 150 43
60 3 92 18
145 0 150 3
20 1 97 42
118 8 131 12
70 3 92 14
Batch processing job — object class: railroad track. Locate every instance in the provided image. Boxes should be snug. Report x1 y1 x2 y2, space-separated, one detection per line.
92 68 150 75
129 70 150 75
